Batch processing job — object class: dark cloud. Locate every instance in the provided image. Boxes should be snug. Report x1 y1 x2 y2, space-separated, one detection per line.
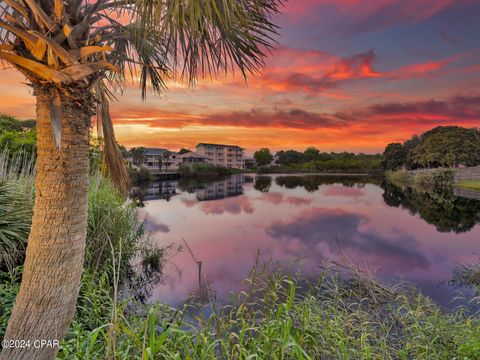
261 192 312 206
147 220 170 233
368 95 480 119
267 208 429 271
210 109 344 129
200 196 254 215
440 32 460 46
113 95 480 132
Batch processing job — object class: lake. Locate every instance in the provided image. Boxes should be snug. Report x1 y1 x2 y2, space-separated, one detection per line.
137 174 480 308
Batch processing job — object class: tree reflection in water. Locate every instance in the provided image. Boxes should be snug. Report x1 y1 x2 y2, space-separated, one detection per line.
382 181 480 233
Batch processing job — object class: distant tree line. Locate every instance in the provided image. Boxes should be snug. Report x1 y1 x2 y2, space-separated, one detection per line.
383 126 480 171
253 147 383 173
0 114 36 159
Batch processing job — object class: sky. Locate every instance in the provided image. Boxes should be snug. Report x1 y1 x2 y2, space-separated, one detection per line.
1 0 480 153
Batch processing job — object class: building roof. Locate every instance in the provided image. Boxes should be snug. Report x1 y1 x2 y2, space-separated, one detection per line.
178 151 206 159
144 147 169 155
196 143 244 150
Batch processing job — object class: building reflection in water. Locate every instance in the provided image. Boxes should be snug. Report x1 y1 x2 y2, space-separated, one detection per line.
196 174 245 201
136 174 253 202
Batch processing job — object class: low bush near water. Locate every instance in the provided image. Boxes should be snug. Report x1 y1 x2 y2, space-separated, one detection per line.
178 163 239 178
386 169 455 191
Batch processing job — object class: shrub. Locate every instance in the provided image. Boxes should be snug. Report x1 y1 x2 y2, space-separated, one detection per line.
413 169 455 189
385 170 414 184
130 165 152 185
178 163 235 178
87 174 165 286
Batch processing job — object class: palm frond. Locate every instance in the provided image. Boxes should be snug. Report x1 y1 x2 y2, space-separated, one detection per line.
94 81 131 194
0 0 283 191
138 0 283 85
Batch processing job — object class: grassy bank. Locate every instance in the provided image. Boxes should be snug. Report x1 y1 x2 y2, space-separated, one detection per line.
56 266 480 359
178 163 242 178
2 263 480 359
456 180 480 192
385 169 455 190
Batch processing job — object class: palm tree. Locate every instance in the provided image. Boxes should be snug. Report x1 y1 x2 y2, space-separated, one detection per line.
0 1 281 358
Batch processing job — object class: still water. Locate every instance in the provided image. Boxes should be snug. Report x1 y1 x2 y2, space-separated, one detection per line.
138 174 480 308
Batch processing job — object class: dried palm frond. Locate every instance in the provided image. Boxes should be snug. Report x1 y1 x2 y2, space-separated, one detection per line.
95 81 130 194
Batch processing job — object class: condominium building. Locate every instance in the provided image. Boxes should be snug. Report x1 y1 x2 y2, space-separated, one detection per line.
196 143 245 169
143 148 178 172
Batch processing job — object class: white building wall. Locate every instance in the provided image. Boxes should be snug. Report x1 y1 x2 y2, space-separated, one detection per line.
196 144 245 169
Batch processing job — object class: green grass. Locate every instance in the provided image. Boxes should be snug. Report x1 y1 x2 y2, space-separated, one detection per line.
51 265 480 359
456 180 480 192
0 150 35 270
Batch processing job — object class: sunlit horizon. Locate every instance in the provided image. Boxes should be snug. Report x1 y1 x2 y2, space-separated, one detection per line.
1 0 479 153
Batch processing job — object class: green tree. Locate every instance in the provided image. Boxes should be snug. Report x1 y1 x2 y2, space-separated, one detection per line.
403 135 421 169
178 148 191 155
415 126 480 167
20 119 37 129
118 144 130 158
0 114 37 159
304 146 320 162
0 114 22 133
391 127 480 170
254 148 274 166
276 149 305 165
0 1 282 357
382 143 405 170
0 130 37 159
130 147 147 166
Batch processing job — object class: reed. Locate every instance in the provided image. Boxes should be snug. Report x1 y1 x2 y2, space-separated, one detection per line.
54 263 480 360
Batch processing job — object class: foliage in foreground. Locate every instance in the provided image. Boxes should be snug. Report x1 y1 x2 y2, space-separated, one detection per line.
0 151 35 270
0 152 164 282
9 265 474 360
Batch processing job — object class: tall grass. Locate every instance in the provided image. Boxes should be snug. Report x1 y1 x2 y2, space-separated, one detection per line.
53 264 480 360
0 150 35 270
0 150 165 282
87 174 145 279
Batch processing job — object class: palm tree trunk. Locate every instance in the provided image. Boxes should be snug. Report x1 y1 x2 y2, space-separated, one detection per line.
1 87 92 360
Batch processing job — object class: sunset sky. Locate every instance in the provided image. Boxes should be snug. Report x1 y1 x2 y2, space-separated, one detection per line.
1 0 480 154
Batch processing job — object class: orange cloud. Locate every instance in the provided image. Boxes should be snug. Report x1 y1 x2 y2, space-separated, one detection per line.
110 94 480 153
247 48 382 93
387 58 454 80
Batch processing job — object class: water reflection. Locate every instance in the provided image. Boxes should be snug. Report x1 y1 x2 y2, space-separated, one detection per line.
135 174 249 203
382 182 480 233
140 174 480 308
